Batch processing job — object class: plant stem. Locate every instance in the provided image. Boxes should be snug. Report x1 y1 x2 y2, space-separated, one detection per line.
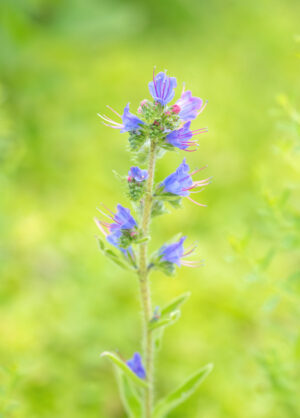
139 139 157 417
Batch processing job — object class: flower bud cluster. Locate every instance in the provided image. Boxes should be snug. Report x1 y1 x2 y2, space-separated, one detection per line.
127 166 148 201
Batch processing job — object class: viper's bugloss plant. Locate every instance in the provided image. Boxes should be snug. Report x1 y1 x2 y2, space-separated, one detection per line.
95 69 213 418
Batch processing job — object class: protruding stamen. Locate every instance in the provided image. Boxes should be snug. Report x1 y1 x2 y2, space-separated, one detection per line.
182 245 197 257
96 207 115 221
94 217 107 236
190 166 207 176
197 100 208 116
187 196 207 207
106 105 122 118
101 122 121 129
98 113 122 127
101 203 116 217
189 187 207 194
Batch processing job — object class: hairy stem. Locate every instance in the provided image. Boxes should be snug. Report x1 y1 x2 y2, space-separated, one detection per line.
139 139 157 417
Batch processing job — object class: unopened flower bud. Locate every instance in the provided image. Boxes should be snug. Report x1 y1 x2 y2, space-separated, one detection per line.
171 104 181 114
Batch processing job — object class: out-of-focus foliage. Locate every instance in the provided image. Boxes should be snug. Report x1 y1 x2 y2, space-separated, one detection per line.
0 0 299 417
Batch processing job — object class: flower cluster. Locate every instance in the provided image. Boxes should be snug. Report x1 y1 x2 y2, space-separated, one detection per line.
98 69 208 153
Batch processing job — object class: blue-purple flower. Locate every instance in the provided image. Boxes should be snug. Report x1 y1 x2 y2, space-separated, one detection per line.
94 204 137 252
149 70 177 106
108 204 137 231
98 103 144 133
174 90 206 121
159 236 201 267
126 352 146 379
160 159 210 206
165 121 207 151
128 166 148 182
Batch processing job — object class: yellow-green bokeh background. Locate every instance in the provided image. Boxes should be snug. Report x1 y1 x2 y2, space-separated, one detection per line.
1 1 299 417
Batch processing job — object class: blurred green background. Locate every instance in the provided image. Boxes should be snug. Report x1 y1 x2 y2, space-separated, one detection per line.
0 0 299 417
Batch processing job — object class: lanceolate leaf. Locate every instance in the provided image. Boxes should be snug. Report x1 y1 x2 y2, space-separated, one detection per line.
101 352 148 389
96 237 134 270
161 292 191 317
153 363 214 418
149 311 181 331
116 371 143 418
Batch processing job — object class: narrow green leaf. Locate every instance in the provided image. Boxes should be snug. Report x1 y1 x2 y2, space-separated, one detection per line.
153 363 213 418
149 311 181 331
116 371 143 418
161 292 191 317
96 237 131 270
101 352 148 388
168 198 182 209
104 250 129 269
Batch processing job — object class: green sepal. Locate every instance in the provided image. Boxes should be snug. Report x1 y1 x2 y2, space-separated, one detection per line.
154 190 183 208
96 237 136 270
156 260 176 276
159 143 177 152
128 130 147 151
153 363 214 418
116 371 143 418
128 181 146 202
135 236 150 244
154 192 180 201
167 198 182 209
151 200 168 218
101 351 148 389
